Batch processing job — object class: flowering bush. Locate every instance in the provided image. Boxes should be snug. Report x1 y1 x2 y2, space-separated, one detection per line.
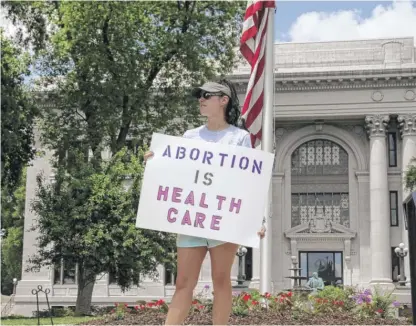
110 303 130 320
311 285 354 313
352 287 401 319
230 290 293 316
94 286 407 325
109 299 168 319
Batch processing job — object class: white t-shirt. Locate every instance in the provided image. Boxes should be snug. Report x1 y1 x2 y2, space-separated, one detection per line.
183 124 252 148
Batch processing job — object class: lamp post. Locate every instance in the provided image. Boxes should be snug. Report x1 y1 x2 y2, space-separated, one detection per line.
12 278 18 295
235 246 248 287
394 242 409 286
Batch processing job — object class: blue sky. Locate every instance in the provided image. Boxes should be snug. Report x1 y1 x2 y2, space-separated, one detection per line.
273 0 416 43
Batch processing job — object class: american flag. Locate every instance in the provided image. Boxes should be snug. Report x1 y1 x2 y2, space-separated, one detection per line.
240 0 275 147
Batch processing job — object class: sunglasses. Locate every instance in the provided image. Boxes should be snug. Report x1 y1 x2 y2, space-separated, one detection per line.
198 91 224 99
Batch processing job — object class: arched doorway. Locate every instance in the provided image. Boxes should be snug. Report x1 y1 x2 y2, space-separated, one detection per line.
290 139 349 285
291 139 350 229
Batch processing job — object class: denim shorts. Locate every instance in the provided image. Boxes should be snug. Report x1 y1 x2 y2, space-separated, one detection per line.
176 234 225 249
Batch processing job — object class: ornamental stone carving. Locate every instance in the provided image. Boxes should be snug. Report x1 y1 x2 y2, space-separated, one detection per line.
398 114 416 137
404 89 416 101
274 126 297 144
371 90 384 102
365 115 390 137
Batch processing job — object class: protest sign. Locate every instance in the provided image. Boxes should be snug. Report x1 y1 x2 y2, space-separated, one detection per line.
136 133 274 248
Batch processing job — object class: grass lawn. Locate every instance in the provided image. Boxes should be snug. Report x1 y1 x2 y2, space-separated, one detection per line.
1 316 100 325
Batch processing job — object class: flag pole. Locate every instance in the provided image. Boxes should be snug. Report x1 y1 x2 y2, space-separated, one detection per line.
259 7 275 295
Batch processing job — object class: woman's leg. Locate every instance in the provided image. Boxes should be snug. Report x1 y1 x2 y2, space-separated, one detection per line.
165 246 207 325
209 243 239 325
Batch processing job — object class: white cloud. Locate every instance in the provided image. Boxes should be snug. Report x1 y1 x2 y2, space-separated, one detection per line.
288 0 416 44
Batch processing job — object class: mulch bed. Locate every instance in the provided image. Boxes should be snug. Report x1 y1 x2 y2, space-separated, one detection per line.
82 310 410 325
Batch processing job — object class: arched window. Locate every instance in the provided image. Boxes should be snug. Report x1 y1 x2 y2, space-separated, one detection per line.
291 140 349 230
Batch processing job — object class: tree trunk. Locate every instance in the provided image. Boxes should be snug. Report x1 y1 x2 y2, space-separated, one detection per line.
75 268 96 316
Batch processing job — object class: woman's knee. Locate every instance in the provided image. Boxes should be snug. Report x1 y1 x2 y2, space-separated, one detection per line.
175 275 198 292
212 271 231 289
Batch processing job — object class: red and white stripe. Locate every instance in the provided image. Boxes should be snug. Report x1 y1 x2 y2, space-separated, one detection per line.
240 0 275 147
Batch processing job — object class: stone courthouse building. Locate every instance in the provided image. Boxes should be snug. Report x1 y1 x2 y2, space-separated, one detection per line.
13 36 416 315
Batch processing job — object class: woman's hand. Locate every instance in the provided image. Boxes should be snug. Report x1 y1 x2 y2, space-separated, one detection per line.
143 151 154 164
257 225 266 239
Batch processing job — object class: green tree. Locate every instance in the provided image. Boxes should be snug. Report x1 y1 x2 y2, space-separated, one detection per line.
404 158 416 192
1 169 26 295
1 28 35 296
31 149 177 315
4 1 245 314
0 29 37 190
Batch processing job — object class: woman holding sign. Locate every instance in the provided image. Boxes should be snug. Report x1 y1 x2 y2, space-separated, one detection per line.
144 79 265 325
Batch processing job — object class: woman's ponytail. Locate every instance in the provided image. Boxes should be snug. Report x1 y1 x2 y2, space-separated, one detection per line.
218 79 247 130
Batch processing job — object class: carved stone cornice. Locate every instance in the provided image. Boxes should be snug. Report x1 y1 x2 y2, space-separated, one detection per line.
398 114 416 137
365 115 390 137
275 77 416 92
231 69 416 93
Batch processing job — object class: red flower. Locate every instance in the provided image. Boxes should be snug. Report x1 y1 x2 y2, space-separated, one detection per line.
198 305 205 310
280 297 285 303
243 294 251 302
251 300 259 305
286 291 293 297
333 300 344 306
192 299 198 305
264 292 271 298
146 302 154 307
140 305 145 310
377 309 383 313
124 303 128 307
134 305 139 311
156 299 165 306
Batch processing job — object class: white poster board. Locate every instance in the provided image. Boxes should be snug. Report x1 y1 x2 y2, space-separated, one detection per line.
136 133 274 248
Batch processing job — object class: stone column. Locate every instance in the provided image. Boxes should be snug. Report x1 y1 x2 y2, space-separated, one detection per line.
398 113 416 282
365 115 392 285
271 173 284 291
356 171 371 285
250 248 260 289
